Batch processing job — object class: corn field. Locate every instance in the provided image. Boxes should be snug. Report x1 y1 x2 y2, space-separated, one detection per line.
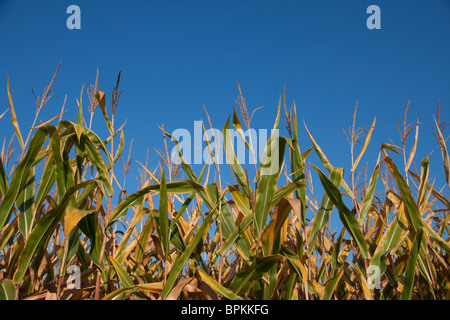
0 68 449 300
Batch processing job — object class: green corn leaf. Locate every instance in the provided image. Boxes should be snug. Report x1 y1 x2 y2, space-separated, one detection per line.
48 125 68 199
170 191 195 232
206 184 251 261
307 167 343 256
206 183 236 237
160 127 198 182
17 168 35 240
380 143 402 155
107 180 204 228
197 268 243 300
135 214 154 264
115 207 148 260
218 213 253 259
159 170 169 261
254 135 287 237
102 287 132 300
358 162 380 225
422 221 450 252
271 181 306 208
103 283 163 300
58 121 114 167
59 227 81 275
401 228 424 300
223 116 250 198
0 279 17 300
35 155 55 210
230 255 281 295
322 264 346 300
0 217 18 254
162 189 223 299
330 229 346 275
0 156 8 197
109 256 135 288
109 256 146 300
301 146 314 162
170 223 186 253
102 120 127 146
78 211 103 268
13 180 98 284
78 134 113 197
385 157 423 232
162 209 215 299
283 273 298 300
161 131 213 211
0 126 52 231
304 123 355 200
290 104 306 221
280 245 309 297
311 165 369 259
228 185 251 215
370 207 407 274
113 128 125 165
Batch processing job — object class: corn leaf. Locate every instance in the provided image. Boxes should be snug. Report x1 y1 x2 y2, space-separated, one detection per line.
434 118 450 186
230 255 281 295
0 279 16 300
162 207 215 299
7 77 24 150
322 264 345 300
262 197 301 256
17 168 35 239
159 170 169 261
197 268 243 300
385 157 423 232
63 205 94 237
307 167 343 256
107 180 204 228
0 126 52 231
311 165 369 259
352 117 376 172
401 228 424 300
95 91 114 135
358 162 380 225
223 117 250 198
109 256 135 288
13 180 98 284
254 136 287 237
304 123 355 200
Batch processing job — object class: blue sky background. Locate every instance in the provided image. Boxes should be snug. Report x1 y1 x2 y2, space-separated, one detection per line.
1 0 450 229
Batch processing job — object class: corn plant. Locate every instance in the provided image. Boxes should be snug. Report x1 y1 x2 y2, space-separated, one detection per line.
0 69 449 300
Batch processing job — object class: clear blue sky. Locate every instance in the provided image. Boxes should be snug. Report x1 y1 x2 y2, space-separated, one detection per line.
1 1 450 227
